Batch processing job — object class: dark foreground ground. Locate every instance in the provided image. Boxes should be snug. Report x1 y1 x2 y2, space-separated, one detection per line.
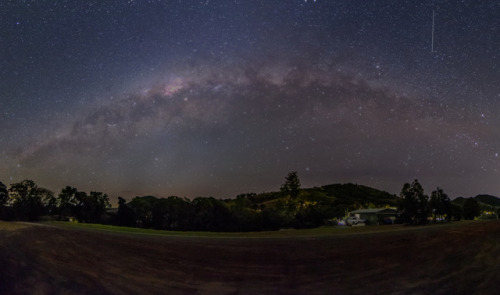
0 221 499 295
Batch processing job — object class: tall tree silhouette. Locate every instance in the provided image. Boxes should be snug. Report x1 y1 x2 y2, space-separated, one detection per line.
429 188 451 222
399 179 428 224
8 180 45 221
281 171 301 200
57 186 78 220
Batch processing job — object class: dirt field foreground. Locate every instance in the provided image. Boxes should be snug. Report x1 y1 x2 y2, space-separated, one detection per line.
0 221 499 294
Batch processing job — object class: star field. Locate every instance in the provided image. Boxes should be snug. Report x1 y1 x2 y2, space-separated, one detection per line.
0 0 498 199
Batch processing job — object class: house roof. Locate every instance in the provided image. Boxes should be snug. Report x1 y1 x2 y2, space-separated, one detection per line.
350 208 398 214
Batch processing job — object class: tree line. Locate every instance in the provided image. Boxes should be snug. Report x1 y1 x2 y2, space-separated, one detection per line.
0 173 320 231
0 174 487 231
398 179 481 224
0 180 110 223
115 171 325 231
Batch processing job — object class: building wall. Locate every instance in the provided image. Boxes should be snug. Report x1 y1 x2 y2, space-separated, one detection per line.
359 213 379 224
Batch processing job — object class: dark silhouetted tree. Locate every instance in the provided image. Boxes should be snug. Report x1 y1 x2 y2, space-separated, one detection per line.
229 194 261 231
117 197 136 227
161 196 191 230
0 181 7 206
429 188 451 222
294 204 325 229
128 196 157 228
450 203 463 220
279 171 301 227
151 197 172 230
8 180 45 221
399 179 428 224
463 198 481 220
89 191 111 222
191 197 233 231
0 181 8 220
73 191 89 221
281 171 301 200
57 186 79 220
36 187 56 216
73 191 110 223
260 207 282 230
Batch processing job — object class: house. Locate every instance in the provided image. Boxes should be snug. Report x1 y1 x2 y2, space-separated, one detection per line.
349 208 399 225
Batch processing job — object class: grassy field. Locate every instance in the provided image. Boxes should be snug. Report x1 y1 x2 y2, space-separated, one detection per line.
47 221 428 238
1 220 499 294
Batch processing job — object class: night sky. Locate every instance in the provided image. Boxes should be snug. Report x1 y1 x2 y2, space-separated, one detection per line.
1 0 498 200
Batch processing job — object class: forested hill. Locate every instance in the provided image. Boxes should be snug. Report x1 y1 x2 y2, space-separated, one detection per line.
248 183 399 209
453 194 500 209
475 195 500 207
317 183 399 206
